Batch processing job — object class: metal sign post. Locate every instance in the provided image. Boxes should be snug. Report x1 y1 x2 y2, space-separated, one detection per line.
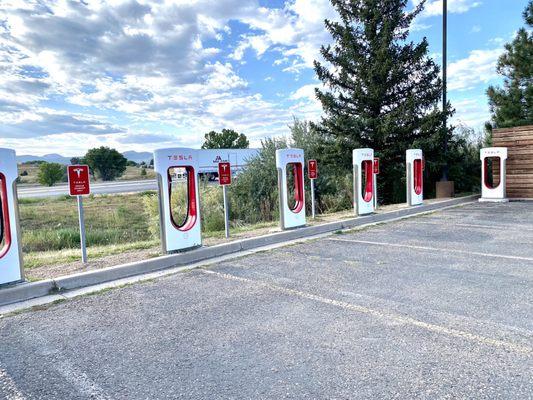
68 165 91 264
222 186 229 238
308 160 317 219
310 180 315 219
218 162 231 238
77 195 87 264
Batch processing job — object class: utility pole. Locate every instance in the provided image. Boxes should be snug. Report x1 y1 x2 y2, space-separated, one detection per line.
442 0 449 181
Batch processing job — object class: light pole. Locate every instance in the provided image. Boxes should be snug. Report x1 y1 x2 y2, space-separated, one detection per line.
442 0 448 182
436 0 454 197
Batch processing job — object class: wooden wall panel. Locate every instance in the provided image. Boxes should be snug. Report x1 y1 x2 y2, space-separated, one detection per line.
492 125 533 198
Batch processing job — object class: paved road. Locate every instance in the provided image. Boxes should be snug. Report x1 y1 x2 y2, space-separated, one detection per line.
1 202 532 399
17 179 157 198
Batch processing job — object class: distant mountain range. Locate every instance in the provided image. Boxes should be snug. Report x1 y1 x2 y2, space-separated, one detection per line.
17 151 153 165
122 151 153 164
16 153 72 164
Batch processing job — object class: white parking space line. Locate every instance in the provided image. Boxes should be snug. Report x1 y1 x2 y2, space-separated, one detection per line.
0 367 26 400
407 220 533 232
202 270 533 354
23 333 112 400
328 238 533 262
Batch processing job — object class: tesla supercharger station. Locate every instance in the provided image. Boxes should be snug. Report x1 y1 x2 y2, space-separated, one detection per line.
276 148 306 229
406 149 424 206
0 148 23 285
154 148 202 252
480 147 508 202
353 148 375 215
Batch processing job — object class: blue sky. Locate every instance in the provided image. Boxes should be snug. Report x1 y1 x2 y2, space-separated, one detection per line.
0 0 528 156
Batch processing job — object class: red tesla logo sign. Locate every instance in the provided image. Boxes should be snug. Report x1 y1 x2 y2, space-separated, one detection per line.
218 162 231 186
68 165 91 196
308 160 318 179
373 158 380 175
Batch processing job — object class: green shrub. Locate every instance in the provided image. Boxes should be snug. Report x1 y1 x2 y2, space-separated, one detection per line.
229 137 285 224
142 183 227 237
142 193 160 240
37 162 65 187
316 174 353 213
21 228 133 252
199 184 226 232
18 197 43 205
447 126 483 194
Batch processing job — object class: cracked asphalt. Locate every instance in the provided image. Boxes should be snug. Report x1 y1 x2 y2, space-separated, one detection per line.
1 201 532 399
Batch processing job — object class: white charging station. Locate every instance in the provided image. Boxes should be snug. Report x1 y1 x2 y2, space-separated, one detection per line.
480 147 508 202
276 148 306 229
0 148 23 285
406 149 424 206
154 148 202 252
353 148 375 215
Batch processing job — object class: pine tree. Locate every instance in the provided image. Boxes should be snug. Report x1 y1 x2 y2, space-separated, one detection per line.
314 0 452 202
486 1 533 129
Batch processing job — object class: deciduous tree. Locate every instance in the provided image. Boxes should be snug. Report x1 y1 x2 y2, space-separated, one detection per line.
201 129 249 149
83 147 127 181
37 162 64 187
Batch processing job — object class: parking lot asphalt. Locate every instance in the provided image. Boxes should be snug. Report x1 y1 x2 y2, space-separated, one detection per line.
1 201 532 399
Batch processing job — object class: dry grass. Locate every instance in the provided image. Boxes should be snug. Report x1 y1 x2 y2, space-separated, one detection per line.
17 163 44 184
24 240 160 271
19 193 154 252
117 166 156 181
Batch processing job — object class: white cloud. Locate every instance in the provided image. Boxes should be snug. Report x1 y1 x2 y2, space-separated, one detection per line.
488 37 506 46
411 21 432 31
288 83 323 121
237 0 482 76
230 35 272 60
413 0 482 17
448 48 503 91
290 84 317 101
233 0 337 72
450 97 490 128
0 0 292 152
2 0 255 90
116 132 179 145
0 108 125 138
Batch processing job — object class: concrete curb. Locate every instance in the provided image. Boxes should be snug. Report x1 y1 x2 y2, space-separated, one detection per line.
0 195 478 306
0 279 56 306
